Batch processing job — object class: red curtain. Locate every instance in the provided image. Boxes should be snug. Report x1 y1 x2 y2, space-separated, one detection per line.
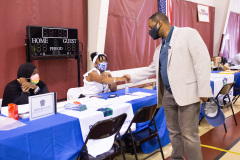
105 0 215 71
172 0 215 58
104 0 161 71
219 12 240 61
0 0 88 100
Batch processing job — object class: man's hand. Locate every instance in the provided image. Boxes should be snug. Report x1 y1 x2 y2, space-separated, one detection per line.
122 74 131 83
200 97 208 102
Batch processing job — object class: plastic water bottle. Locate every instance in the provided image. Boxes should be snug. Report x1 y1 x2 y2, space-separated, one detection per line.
125 83 129 94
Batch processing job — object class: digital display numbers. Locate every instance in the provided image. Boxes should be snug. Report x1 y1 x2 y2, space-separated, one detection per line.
42 28 68 38
26 25 79 60
30 38 77 54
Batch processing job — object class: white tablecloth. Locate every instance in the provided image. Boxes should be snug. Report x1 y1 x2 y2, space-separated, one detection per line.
58 98 136 157
211 73 234 102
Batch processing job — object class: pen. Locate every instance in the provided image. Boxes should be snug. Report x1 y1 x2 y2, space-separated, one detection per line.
89 96 104 98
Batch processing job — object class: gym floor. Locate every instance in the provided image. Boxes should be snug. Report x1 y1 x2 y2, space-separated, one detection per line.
117 87 240 160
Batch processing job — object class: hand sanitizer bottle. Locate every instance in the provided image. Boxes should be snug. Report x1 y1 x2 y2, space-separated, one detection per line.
125 83 129 94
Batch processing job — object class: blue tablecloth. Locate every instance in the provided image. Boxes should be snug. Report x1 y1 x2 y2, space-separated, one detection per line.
233 72 240 96
0 88 170 159
0 113 83 160
100 88 170 153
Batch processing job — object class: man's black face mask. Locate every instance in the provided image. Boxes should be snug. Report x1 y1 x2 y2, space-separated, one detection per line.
149 23 160 40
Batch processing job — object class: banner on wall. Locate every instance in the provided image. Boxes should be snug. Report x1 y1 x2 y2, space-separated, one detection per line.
197 4 210 22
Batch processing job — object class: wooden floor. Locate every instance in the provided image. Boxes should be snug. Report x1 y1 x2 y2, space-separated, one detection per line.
200 111 240 160
164 110 240 160
117 108 240 160
116 90 240 160
219 138 240 159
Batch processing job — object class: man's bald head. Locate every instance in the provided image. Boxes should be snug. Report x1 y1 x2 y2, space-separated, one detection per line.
149 12 170 24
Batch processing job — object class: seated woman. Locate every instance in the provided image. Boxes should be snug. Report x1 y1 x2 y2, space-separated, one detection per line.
67 52 128 100
1 63 49 107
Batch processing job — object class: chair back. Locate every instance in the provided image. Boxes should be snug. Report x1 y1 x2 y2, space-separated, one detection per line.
216 82 235 97
87 113 127 140
67 87 84 101
132 104 157 123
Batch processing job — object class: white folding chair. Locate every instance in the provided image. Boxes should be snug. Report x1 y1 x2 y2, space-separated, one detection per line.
67 87 83 101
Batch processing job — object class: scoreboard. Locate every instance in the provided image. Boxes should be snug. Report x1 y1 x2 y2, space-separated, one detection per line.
26 25 80 62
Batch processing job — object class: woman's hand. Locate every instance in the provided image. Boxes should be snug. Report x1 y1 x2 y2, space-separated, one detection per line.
101 72 112 77
22 82 37 91
17 78 37 93
17 77 28 85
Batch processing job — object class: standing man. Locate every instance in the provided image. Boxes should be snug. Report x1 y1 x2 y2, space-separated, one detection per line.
126 12 213 160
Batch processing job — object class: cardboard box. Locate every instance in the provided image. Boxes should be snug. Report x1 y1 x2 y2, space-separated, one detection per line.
212 56 222 66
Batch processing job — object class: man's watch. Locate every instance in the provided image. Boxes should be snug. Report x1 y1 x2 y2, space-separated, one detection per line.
34 86 40 94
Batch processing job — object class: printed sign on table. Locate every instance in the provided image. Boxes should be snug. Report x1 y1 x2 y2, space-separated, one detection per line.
29 92 57 121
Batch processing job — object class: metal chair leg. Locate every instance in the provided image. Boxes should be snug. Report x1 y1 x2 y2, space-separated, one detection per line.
233 95 240 104
129 129 138 160
156 134 165 160
230 104 238 126
153 120 165 160
118 133 126 160
223 123 227 132
199 117 204 125
122 151 126 160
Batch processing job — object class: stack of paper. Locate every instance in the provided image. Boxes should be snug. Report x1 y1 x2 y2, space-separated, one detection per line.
105 92 154 104
0 116 26 131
